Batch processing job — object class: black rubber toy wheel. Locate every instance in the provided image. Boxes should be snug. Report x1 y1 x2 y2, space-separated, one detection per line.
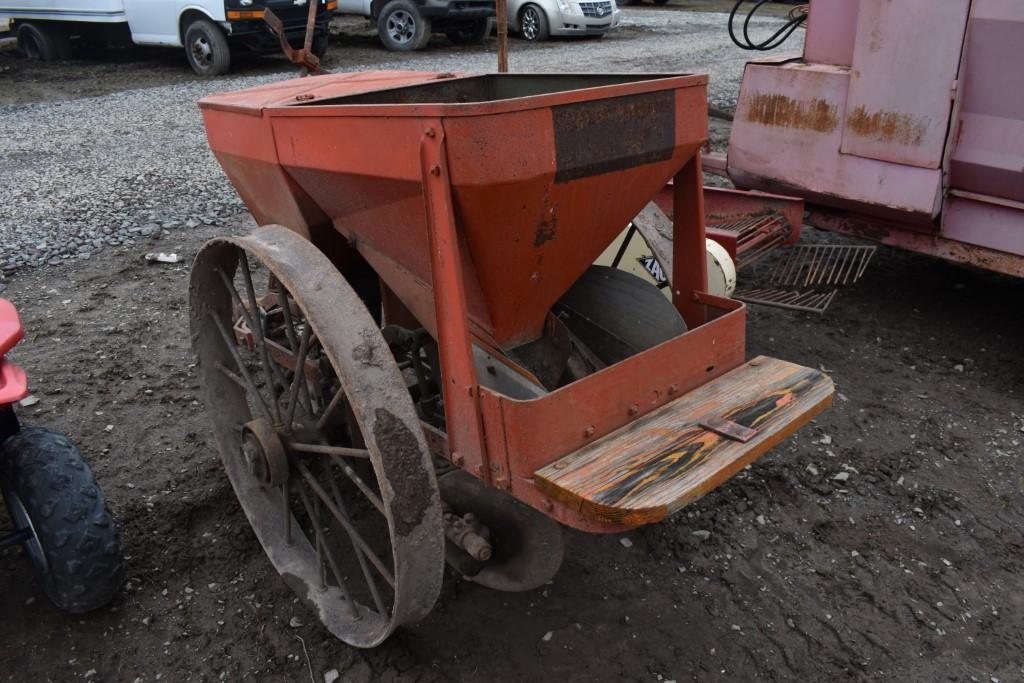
445 18 491 45
377 0 432 51
1 428 123 613
519 4 549 41
184 18 231 76
556 265 686 365
17 22 71 61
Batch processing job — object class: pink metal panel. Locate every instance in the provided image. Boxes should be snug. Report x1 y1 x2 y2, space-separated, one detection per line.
942 194 1024 257
839 0 970 169
949 0 1024 202
728 61 942 222
803 0 860 67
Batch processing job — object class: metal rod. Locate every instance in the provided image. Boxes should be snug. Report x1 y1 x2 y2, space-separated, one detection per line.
238 253 286 424
210 315 276 426
294 478 360 618
285 324 315 429
289 442 370 459
326 468 386 617
316 386 347 432
276 281 299 351
296 462 396 588
329 454 386 515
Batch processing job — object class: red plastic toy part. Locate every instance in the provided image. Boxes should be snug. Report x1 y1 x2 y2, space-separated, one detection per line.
0 298 24 357
0 358 28 406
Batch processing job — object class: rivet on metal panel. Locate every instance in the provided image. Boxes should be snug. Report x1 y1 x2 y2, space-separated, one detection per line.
554 461 568 470
628 404 640 416
430 165 441 176
583 425 595 438
452 452 465 467
295 93 314 101
425 127 437 138
668 383 679 396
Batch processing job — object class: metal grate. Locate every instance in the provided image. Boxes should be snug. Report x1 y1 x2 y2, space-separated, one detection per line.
763 243 876 288
733 244 876 314
579 1 613 17
709 212 792 269
732 286 838 314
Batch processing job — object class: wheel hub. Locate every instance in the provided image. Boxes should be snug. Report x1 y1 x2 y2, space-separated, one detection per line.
241 419 289 486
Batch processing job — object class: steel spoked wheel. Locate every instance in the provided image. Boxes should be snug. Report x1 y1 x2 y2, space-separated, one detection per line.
190 226 444 648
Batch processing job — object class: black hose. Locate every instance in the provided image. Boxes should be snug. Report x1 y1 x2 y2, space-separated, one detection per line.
728 1 807 51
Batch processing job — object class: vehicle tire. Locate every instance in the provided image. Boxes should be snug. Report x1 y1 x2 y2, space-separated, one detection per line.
519 4 549 42
0 427 123 613
312 32 330 58
555 265 686 365
378 0 432 52
16 22 69 61
445 18 491 45
184 18 231 76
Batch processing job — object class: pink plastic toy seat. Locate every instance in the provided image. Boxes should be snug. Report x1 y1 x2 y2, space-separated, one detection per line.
0 299 24 358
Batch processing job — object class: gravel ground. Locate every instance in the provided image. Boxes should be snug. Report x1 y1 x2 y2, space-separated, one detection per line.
0 8 796 278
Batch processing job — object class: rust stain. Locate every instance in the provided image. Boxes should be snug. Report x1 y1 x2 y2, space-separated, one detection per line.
743 93 838 133
847 106 928 146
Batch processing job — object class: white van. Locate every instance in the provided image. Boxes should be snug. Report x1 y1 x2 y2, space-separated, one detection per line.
0 0 334 75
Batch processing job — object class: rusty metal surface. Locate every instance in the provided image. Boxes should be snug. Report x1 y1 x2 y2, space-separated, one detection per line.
698 415 758 443
553 91 675 183
263 3 326 76
808 206 1024 278
760 244 876 288
189 226 444 648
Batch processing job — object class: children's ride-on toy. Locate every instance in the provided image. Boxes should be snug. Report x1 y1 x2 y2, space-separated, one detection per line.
192 71 834 647
0 298 123 612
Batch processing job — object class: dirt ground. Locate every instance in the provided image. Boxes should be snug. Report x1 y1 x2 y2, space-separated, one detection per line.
2 6 1024 682
2 210 1023 682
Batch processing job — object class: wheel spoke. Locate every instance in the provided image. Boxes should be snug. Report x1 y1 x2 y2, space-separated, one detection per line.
294 478 360 619
238 253 289 421
215 264 284 424
329 454 385 516
210 315 275 426
284 324 316 429
316 386 347 431
325 464 386 617
276 280 300 351
288 442 370 459
296 462 395 589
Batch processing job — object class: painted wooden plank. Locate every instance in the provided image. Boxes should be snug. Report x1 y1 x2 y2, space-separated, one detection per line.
534 356 833 526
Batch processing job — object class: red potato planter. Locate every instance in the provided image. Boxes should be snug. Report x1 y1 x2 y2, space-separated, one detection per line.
191 71 833 647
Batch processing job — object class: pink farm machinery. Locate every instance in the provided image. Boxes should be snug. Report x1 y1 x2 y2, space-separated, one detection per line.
722 0 1024 283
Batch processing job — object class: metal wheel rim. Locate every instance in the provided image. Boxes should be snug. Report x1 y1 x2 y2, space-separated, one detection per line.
191 35 212 66
386 10 416 44
522 8 539 40
2 487 48 575
190 226 444 648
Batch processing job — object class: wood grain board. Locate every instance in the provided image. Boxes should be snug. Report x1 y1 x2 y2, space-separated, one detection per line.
534 356 833 526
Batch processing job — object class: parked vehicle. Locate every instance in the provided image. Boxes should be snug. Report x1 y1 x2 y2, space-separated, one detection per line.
0 299 123 613
335 0 494 51
506 0 619 41
0 0 335 76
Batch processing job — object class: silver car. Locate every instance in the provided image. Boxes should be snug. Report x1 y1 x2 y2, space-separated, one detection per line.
508 0 620 41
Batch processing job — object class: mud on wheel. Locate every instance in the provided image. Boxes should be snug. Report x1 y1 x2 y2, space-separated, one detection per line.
189 226 444 648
